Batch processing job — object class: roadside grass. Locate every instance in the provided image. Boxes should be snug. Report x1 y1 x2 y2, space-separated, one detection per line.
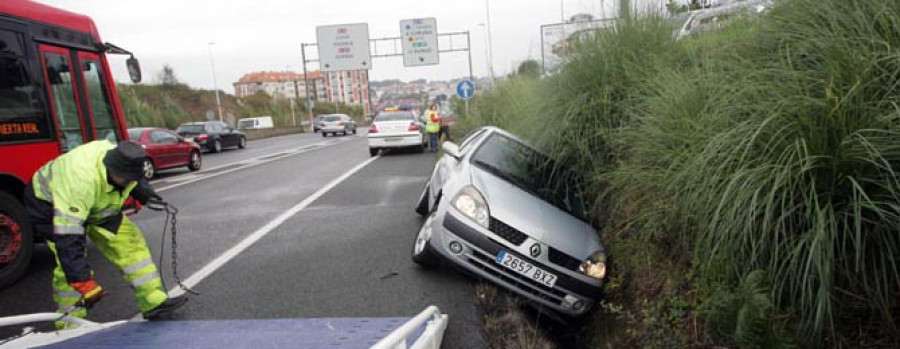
459 0 900 346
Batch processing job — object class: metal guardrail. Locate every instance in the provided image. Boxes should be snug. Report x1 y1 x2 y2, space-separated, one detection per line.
370 305 449 349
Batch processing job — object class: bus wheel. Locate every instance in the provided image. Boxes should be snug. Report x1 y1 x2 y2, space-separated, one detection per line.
0 191 33 290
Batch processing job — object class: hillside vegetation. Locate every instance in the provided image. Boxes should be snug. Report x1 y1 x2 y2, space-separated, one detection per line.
118 67 362 130
455 0 900 346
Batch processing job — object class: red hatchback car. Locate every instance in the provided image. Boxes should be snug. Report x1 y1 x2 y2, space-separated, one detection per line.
128 128 203 179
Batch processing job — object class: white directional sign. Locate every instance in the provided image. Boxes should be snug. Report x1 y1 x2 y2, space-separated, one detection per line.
316 23 372 72
400 18 439 67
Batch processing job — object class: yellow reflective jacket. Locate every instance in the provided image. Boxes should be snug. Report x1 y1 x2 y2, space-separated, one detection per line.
426 111 441 133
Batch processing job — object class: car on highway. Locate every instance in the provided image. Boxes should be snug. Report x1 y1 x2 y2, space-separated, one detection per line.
367 110 426 157
312 115 325 132
412 127 607 318
319 114 357 137
128 128 202 179
176 121 247 153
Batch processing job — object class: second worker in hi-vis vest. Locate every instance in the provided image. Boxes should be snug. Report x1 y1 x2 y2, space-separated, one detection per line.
23 140 187 329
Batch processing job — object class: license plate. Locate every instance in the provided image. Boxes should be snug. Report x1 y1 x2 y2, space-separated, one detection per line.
496 250 557 288
384 137 403 142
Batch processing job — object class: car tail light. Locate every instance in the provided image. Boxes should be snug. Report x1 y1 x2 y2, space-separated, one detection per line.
197 134 209 142
408 123 420 131
339 121 345 126
369 124 378 133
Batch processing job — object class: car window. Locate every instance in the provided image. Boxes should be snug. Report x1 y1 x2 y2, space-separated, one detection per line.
127 129 143 141
151 130 177 144
177 125 204 134
470 133 589 221
374 111 415 122
323 116 341 122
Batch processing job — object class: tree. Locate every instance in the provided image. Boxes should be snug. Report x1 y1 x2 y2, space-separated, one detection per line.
515 59 542 79
156 64 181 88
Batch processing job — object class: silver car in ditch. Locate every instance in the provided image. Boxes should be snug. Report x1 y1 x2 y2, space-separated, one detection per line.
412 127 608 317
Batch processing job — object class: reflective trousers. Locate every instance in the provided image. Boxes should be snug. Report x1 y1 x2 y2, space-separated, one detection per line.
49 216 167 329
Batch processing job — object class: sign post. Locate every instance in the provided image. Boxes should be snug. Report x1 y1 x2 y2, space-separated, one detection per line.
456 79 476 117
400 18 439 67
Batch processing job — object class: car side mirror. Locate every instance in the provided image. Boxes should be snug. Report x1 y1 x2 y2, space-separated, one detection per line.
442 142 461 160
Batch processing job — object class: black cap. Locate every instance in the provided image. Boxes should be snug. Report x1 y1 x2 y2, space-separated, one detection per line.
103 141 146 181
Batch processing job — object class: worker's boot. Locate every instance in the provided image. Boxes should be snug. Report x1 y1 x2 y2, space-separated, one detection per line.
142 295 188 320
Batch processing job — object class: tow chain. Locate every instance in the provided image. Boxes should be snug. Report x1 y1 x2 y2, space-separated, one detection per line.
148 199 199 295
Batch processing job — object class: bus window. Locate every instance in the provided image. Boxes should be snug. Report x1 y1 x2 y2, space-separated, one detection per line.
0 29 47 144
43 51 84 151
80 57 119 142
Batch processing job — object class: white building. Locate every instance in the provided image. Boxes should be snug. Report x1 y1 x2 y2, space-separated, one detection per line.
233 71 326 101
324 70 372 115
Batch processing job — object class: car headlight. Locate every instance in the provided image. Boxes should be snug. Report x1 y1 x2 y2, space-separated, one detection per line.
579 251 608 280
452 186 490 228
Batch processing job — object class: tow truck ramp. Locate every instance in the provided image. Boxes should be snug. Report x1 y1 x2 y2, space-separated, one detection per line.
0 306 448 348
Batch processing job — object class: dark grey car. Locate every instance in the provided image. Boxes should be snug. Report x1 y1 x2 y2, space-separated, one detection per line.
176 121 246 153
412 127 608 317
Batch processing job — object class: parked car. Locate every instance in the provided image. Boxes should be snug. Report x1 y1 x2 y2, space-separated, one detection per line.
319 114 357 137
175 121 246 153
128 127 202 179
412 127 607 318
237 116 274 130
367 110 426 156
312 115 325 132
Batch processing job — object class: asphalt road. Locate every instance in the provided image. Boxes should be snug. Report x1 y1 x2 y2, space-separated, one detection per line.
0 132 484 348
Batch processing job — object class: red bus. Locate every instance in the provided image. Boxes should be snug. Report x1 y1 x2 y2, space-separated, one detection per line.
0 0 142 288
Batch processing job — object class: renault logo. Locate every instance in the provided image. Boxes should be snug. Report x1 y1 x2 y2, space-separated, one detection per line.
530 243 541 257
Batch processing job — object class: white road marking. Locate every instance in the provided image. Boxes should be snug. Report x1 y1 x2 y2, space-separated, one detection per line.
166 155 381 297
155 137 353 192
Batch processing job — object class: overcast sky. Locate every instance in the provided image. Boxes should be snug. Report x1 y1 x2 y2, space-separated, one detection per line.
36 0 675 93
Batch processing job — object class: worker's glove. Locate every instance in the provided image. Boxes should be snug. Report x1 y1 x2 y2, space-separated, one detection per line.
69 278 106 309
131 179 162 206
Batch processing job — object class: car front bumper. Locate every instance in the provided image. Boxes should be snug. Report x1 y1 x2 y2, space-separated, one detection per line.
368 135 422 149
428 208 603 316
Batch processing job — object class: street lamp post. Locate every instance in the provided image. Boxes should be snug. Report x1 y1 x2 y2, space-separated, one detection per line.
207 42 224 122
477 23 491 82
484 0 496 86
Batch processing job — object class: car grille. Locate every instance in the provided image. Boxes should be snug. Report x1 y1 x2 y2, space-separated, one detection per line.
467 248 566 305
548 247 582 272
488 218 528 246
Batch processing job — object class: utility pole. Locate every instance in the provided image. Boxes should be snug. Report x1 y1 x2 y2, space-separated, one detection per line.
620 0 631 19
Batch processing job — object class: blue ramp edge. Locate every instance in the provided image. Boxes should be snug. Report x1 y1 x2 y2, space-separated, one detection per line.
38 317 428 349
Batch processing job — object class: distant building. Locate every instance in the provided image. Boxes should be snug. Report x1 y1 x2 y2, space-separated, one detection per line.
233 71 326 101
323 70 372 115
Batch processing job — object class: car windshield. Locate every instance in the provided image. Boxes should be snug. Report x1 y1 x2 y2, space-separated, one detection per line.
323 116 341 122
238 120 255 127
127 129 143 140
177 125 205 133
471 133 589 222
375 112 415 122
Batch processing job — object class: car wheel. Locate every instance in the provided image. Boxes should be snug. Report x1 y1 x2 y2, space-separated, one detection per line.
412 211 440 268
238 137 247 149
369 148 378 157
212 139 222 153
0 191 34 289
142 159 155 180
352 128 357 135
322 132 327 138
187 151 202 171
415 186 429 216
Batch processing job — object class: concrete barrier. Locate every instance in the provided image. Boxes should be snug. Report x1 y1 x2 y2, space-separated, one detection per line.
242 126 308 141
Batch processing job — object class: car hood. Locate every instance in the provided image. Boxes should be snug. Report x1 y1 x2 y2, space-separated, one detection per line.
469 165 601 258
